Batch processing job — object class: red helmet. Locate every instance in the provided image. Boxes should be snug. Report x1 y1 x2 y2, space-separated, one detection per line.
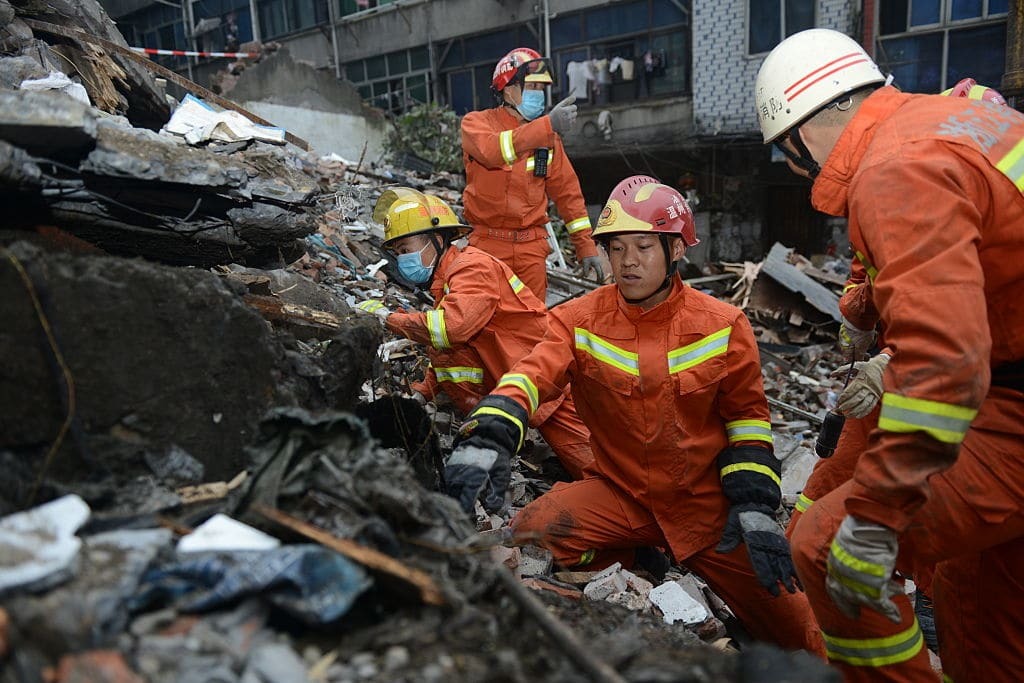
942 78 1007 106
592 175 699 247
491 47 553 92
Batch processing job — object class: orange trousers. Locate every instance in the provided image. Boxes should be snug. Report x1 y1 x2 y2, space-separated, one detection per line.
468 233 551 303
535 394 594 480
513 476 825 656
790 389 1024 682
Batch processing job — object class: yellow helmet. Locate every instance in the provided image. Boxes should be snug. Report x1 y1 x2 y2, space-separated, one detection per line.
373 187 472 248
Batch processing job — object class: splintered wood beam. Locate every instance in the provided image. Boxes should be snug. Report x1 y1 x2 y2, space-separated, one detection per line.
253 504 446 606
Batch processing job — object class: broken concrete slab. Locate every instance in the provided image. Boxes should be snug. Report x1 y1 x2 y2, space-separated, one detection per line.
0 89 97 159
759 242 841 322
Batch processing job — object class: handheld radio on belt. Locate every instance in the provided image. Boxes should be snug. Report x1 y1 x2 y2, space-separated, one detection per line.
815 354 856 458
533 148 548 177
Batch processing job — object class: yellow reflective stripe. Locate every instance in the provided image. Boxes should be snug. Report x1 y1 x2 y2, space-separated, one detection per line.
967 84 989 100
443 283 451 295
725 419 773 444
575 328 639 376
497 373 539 415
499 130 516 165
525 157 535 171
854 250 878 283
566 216 592 233
823 621 924 668
942 676 955 683
667 327 731 374
830 539 887 584
426 309 451 350
508 275 525 294
878 393 978 444
843 282 858 293
795 493 814 513
995 138 1024 191
719 462 781 486
578 549 596 566
473 405 525 451
434 366 484 384
357 300 384 312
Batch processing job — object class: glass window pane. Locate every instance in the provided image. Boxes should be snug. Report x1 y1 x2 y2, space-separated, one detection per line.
879 0 908 35
464 29 515 64
785 0 815 36
652 0 687 25
749 0 781 54
357 84 371 100
474 65 494 110
910 0 940 26
951 0 983 20
649 30 688 97
366 54 386 79
585 1 648 40
440 40 462 69
387 51 408 75
879 33 943 93
345 60 365 82
550 14 583 47
448 70 473 115
410 46 429 70
988 0 1008 14
947 23 1006 90
408 75 428 103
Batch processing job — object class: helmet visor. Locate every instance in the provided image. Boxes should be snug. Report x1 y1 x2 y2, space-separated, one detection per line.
518 58 554 84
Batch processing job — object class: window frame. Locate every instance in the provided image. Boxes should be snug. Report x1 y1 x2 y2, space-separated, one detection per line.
747 0 818 57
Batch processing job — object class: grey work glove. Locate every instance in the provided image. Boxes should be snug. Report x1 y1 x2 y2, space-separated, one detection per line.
716 503 800 597
839 315 876 359
548 95 578 136
581 255 604 282
832 353 890 419
826 515 903 623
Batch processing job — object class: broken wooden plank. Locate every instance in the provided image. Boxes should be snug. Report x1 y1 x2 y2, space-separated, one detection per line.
759 242 841 322
253 504 446 606
243 294 344 330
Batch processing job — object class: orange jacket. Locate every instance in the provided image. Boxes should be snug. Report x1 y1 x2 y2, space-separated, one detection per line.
491 278 773 560
461 107 598 259
387 245 567 425
811 87 1024 532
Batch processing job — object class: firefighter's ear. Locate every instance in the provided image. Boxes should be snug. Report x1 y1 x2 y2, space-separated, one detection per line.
670 237 686 261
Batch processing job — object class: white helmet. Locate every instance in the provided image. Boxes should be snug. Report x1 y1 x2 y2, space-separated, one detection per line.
755 29 885 143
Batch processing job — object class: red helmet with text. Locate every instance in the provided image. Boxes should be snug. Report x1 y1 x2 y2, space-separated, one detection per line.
942 77 1007 106
491 47 554 92
592 175 698 247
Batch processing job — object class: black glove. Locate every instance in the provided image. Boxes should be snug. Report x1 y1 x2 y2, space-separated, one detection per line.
716 503 800 597
444 395 527 514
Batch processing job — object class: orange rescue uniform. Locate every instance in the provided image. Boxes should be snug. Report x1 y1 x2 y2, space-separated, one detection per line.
387 245 593 478
791 86 1024 682
461 107 598 300
492 277 824 654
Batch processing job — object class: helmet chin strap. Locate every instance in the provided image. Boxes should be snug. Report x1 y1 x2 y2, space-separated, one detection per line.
775 126 821 178
621 235 677 305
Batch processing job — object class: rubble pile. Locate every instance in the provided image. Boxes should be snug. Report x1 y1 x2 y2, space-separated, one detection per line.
1 2 846 681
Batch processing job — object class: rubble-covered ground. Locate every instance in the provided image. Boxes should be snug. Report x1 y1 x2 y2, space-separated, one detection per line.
1 2 853 681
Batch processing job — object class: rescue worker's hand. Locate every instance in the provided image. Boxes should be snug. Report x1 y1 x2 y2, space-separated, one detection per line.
581 255 605 282
838 316 876 359
549 95 578 136
716 503 800 597
826 515 902 623
444 395 527 514
832 353 890 418
354 299 390 321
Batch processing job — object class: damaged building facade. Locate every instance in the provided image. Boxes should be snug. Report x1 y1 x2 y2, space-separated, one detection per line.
100 0 1012 261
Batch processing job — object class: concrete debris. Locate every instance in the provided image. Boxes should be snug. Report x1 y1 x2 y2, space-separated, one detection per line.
649 581 710 625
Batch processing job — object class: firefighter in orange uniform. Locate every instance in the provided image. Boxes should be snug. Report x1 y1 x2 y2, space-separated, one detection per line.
443 176 825 655
460 47 604 302
757 28 1024 681
355 188 593 480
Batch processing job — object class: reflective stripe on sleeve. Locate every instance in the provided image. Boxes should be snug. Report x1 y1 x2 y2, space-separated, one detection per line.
566 216 592 233
719 462 781 487
575 328 639 376
725 419 773 444
823 621 925 668
497 373 540 415
878 393 977 444
795 493 814 513
853 250 878 282
995 138 1024 191
499 130 516 165
426 309 451 349
668 327 731 374
435 366 484 384
508 274 526 294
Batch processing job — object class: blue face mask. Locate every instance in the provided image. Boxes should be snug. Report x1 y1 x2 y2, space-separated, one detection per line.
396 243 434 284
516 89 546 121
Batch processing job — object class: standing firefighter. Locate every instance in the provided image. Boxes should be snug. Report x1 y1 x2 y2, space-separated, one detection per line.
357 188 594 482
443 176 825 655
461 47 605 302
756 28 1024 682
